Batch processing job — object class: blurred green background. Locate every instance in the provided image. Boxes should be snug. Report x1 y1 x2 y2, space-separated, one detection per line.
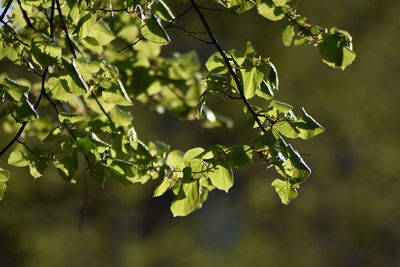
1 0 399 266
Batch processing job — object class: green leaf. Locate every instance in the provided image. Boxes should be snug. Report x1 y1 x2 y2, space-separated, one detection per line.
267 100 292 117
118 24 139 43
318 28 356 70
277 145 311 182
241 67 264 99
87 21 115 46
75 12 97 39
15 94 39 121
257 0 285 21
55 152 78 182
28 159 47 179
0 168 10 200
205 52 228 74
208 162 234 192
227 145 253 167
253 129 280 150
293 108 325 139
267 62 279 90
271 178 299 204
58 112 85 124
61 58 89 94
31 42 62 68
102 159 139 184
102 80 133 107
47 77 73 101
166 150 185 170
2 77 29 101
74 60 101 80
183 147 205 173
205 50 245 74
256 79 274 100
0 182 7 201
109 107 133 128
0 168 10 183
141 16 170 44
8 150 29 167
274 121 299 138
226 0 255 14
153 177 171 197
153 0 175 21
170 167 200 217
282 23 295 46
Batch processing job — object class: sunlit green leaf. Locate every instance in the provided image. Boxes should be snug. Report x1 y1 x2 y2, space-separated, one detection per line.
141 16 170 44
154 176 171 197
271 178 299 204
153 0 175 21
2 77 29 101
318 28 356 70
257 0 285 21
58 112 85 124
170 167 200 217
208 162 233 192
226 0 255 14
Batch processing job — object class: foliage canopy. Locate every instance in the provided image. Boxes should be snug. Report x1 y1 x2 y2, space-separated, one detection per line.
0 0 355 216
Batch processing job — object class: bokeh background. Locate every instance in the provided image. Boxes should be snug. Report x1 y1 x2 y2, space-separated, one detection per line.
1 0 400 266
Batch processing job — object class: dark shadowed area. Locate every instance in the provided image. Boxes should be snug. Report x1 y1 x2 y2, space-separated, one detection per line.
0 0 399 266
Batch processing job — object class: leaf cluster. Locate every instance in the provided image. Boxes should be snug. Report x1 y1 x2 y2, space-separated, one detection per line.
0 0 355 216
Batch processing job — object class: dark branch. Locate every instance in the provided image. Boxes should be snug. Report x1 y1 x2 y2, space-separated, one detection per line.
55 0 77 58
17 0 35 29
0 0 12 21
189 0 267 134
50 0 55 42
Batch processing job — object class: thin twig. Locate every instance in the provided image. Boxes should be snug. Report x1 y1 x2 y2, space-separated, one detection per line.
117 37 144 53
16 139 54 161
17 0 35 29
189 0 267 134
186 33 213 44
90 89 116 131
0 22 30 47
118 5 194 53
55 0 77 58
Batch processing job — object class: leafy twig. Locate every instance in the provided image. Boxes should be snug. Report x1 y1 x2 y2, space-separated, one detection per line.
189 0 267 134
0 68 49 157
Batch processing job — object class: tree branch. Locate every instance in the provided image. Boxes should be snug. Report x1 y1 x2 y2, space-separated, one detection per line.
55 0 77 58
0 0 12 21
189 0 267 134
17 0 35 29
50 0 55 42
